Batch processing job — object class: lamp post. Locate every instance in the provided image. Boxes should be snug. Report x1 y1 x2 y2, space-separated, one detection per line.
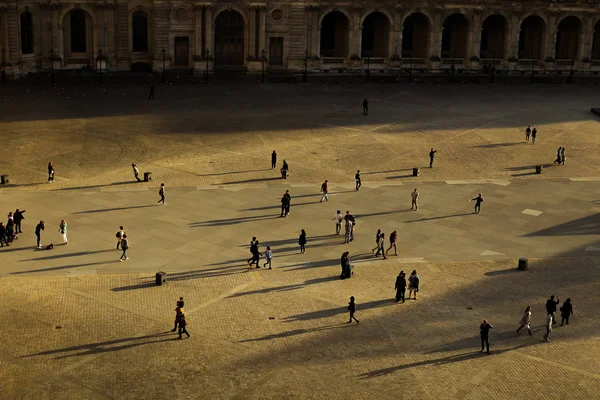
205 49 210 83
261 49 266 83
97 48 103 84
161 48 166 83
366 55 371 83
1 48 5 84
49 49 55 84
568 57 575 84
303 49 308 83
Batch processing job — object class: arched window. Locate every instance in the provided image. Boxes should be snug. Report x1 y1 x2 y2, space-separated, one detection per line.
132 11 148 52
70 10 87 53
20 12 34 54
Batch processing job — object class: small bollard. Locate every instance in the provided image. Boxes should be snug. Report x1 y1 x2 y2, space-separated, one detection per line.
518 258 528 270
0 174 8 184
155 271 167 286
535 165 543 174
144 172 152 182
412 168 420 177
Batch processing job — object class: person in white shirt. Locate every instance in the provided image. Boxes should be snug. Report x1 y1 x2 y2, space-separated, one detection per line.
263 246 273 269
516 306 532 335
411 189 419 211
334 210 343 235
543 313 553 342
132 163 141 182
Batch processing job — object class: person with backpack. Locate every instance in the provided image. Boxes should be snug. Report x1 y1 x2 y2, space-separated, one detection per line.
319 180 329 202
116 226 125 249
35 221 45 248
470 193 483 214
395 271 406 302
178 313 191 339
408 270 419 300
347 296 360 324
59 219 68 245
516 306 532 335
157 183 166 205
119 234 129 261
560 298 573 325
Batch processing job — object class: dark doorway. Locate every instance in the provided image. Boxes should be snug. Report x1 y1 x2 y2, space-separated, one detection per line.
20 12 34 55
480 15 506 58
402 13 430 58
70 10 87 53
214 10 244 65
361 12 390 57
174 37 189 66
518 15 545 59
132 11 148 52
555 16 581 60
269 37 283 66
442 13 469 58
320 12 349 57
593 20 600 60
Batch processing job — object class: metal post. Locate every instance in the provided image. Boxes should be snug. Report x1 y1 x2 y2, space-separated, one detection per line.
161 48 166 83
49 49 55 84
98 48 103 83
261 49 266 83
1 48 5 83
303 49 308 83
366 55 370 83
205 49 210 83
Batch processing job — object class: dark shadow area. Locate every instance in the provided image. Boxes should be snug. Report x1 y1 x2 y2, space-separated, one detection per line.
385 174 417 179
359 209 413 219
405 212 473 223
22 249 115 262
363 169 413 175
57 181 140 191
240 324 350 342
11 260 119 274
502 164 553 172
189 214 280 227
73 205 155 214
511 171 537 177
283 298 395 322
524 213 600 237
473 142 522 148
240 201 316 211
220 177 282 185
229 275 340 299
484 268 522 277
236 234 336 249
198 169 271 177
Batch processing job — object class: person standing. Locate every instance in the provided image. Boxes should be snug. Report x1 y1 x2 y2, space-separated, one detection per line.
347 296 360 324
411 189 419 211
0 222 8 247
386 230 398 256
525 125 531 143
344 217 353 244
470 193 484 214
355 170 361 191
157 183 166 205
560 147 566 165
35 221 45 248
116 226 125 249
263 246 273 269
516 306 532 335
408 270 419 300
148 84 155 100
395 271 407 303
545 295 560 325
132 163 141 182
560 298 573 325
48 162 55 183
320 180 329 202
480 320 493 354
178 313 191 339
531 127 537 144
281 160 289 179
59 219 68 245
543 312 553 342
280 190 291 217
119 234 129 261
14 209 25 233
271 151 277 169
554 147 563 164
171 307 183 332
362 98 368 115
429 148 437 168
371 229 382 253
334 210 343 235
299 229 307 254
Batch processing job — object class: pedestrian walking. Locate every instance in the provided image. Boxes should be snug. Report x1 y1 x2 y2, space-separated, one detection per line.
250 240 262 268
543 312 553 342
470 193 484 214
14 209 25 233
545 295 559 325
355 170 361 190
344 217 353 244
480 320 493 354
280 190 291 217
340 251 352 279
176 297 184 309
429 148 437 168
554 147 563 164
148 84 155 100
334 210 343 235
394 271 406 302
371 229 382 253
6 219 15 243
271 151 277 169
247 237 257 265
362 98 368 115
178 313 191 339
0 222 8 247
157 183 166 205
560 147 566 165
35 221 45 248
347 296 360 324
48 162 55 183
411 189 419 210
375 233 387 259
116 226 125 249
171 307 183 332
525 125 531 142
320 180 329 202
516 306 532 335
299 229 307 254
386 230 398 256
119 234 129 261
560 298 573 325
59 219 68 245
281 160 289 179
263 246 273 269
531 127 537 144
408 270 419 300
132 163 141 182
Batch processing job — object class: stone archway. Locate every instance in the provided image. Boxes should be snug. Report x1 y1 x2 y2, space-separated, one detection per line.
555 16 581 60
442 13 469 58
480 15 506 58
320 11 349 57
214 10 245 66
402 13 430 58
361 12 390 57
518 15 545 59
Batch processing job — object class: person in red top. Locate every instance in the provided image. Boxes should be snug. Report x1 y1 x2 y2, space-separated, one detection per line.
319 180 329 202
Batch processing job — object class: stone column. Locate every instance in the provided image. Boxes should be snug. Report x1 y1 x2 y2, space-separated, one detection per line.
350 8 360 57
506 14 521 58
580 14 594 60
429 10 443 58
194 7 202 58
248 7 256 59
0 6 9 59
544 12 559 60
57 6 64 65
259 6 266 56
470 10 483 59
393 8 404 57
311 7 319 56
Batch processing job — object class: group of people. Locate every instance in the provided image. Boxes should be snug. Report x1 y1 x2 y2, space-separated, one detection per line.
554 147 567 165
246 237 273 269
524 125 538 144
370 229 399 260
0 209 25 246
170 297 190 339
394 270 419 302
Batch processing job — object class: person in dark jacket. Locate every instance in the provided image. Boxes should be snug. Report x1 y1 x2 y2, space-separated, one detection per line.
14 209 25 233
271 151 277 169
35 221 45 248
249 240 262 269
347 296 359 324
480 320 493 354
299 229 307 254
247 237 257 265
176 297 184 309
395 271 406 302
178 313 190 339
0 222 8 247
560 298 573 325
281 190 291 217
48 162 55 183
171 307 183 332
6 219 15 243
362 99 368 115
281 160 289 179
545 295 560 325
470 193 483 214
340 251 350 279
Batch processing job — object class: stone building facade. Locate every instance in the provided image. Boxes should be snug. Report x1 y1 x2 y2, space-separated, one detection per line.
1 0 600 77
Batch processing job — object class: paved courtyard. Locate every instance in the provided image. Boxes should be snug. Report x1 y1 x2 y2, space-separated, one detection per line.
1 83 600 399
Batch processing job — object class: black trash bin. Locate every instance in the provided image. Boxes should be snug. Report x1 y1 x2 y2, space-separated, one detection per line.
518 258 528 270
155 271 167 286
144 172 152 182
412 168 420 177
535 166 543 174
1 175 8 184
